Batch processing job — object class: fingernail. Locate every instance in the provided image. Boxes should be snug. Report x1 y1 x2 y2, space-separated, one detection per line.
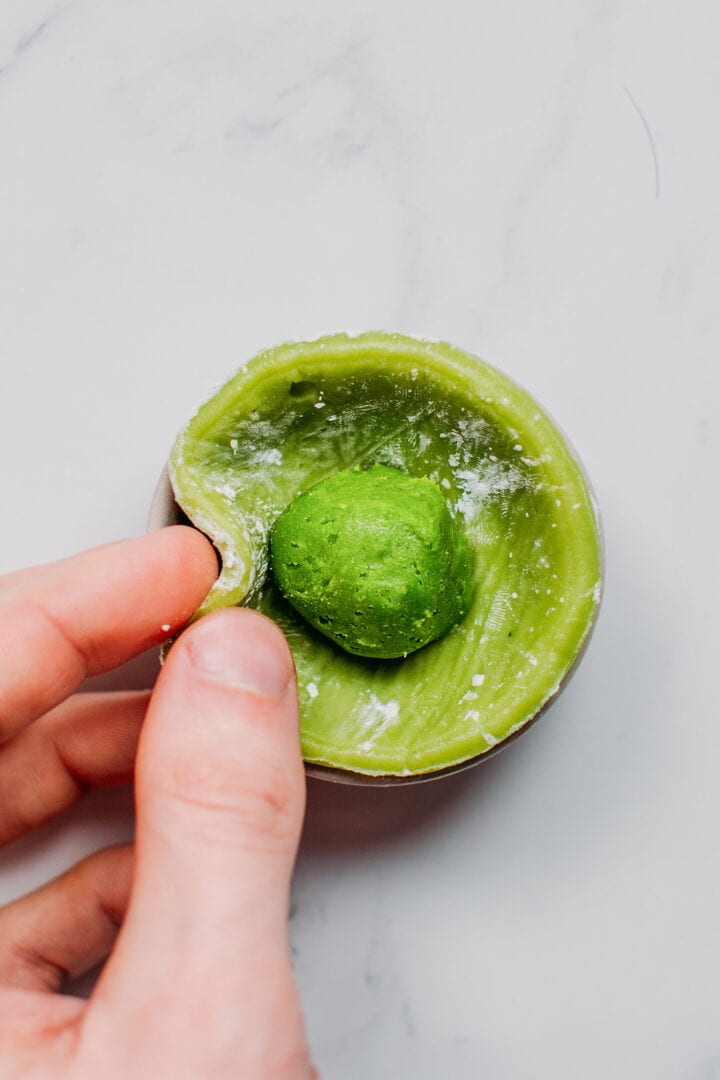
187 611 292 698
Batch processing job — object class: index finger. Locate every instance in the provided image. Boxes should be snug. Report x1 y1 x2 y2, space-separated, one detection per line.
0 527 217 741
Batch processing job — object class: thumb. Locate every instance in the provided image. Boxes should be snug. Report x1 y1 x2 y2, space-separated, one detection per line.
88 609 311 1077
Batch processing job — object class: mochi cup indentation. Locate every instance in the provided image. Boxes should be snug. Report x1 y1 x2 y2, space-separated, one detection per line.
167 332 603 780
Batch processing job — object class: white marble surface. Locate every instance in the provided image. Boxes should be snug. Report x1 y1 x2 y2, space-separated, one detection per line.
1 1 719 1076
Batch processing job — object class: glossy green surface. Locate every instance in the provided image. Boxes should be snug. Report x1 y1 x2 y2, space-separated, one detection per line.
170 332 602 776
270 464 473 659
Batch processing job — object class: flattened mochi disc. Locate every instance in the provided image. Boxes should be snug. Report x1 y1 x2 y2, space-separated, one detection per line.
168 331 603 777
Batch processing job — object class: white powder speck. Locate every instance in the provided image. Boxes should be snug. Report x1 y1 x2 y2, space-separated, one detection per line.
230 438 238 452
465 710 481 723
254 448 283 466
441 478 451 489
307 682 319 699
513 444 522 452
510 591 518 599
461 690 478 702
572 502 581 510
453 462 528 523
357 694 401 749
161 624 171 633
314 401 326 409
472 673 486 687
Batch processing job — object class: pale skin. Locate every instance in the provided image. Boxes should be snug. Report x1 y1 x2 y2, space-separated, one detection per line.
0 526 315 1079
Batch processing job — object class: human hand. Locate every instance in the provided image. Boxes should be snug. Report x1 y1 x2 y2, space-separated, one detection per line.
0 527 314 1079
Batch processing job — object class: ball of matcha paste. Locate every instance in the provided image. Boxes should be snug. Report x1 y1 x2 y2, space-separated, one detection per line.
270 464 474 659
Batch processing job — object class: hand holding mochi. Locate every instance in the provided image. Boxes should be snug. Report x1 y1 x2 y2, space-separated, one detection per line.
270 464 473 659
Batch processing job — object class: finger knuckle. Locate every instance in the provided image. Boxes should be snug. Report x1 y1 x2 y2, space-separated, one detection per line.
157 753 301 850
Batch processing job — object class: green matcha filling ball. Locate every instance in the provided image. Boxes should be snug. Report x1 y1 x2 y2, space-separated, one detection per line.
269 464 474 659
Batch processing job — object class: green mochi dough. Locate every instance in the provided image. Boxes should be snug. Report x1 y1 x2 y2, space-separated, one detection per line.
168 332 603 778
270 464 473 659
